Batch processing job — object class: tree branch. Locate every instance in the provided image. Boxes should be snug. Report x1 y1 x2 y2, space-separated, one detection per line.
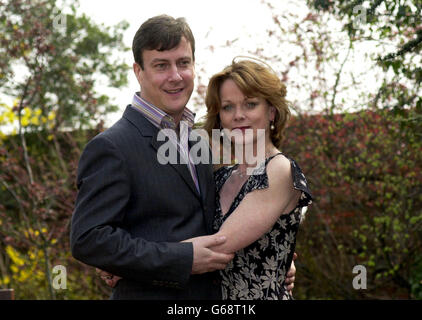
330 38 353 114
17 77 34 185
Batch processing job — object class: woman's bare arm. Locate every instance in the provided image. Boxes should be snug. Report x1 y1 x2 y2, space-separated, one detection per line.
210 155 301 254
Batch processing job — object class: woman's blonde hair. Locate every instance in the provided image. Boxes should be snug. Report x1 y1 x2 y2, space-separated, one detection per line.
203 58 290 149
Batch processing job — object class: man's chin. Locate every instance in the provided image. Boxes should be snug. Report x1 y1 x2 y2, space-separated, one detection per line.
166 99 190 111
161 105 187 118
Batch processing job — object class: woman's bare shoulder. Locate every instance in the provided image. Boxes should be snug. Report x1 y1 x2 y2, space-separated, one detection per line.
266 154 292 182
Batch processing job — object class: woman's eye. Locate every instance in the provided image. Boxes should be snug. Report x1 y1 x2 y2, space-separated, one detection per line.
246 102 257 108
222 105 232 111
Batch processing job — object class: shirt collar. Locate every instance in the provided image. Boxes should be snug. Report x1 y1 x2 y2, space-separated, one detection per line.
131 92 195 130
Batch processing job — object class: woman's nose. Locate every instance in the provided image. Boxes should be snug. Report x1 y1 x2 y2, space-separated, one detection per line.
234 107 245 120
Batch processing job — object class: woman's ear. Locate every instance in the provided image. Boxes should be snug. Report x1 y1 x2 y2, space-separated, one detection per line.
269 106 276 122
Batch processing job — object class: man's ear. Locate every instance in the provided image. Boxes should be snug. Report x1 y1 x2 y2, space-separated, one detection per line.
133 62 143 86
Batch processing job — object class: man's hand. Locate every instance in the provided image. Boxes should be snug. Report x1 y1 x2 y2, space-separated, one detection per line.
285 252 297 295
96 268 122 288
182 235 234 274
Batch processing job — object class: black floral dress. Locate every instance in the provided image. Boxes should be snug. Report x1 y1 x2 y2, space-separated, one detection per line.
213 153 312 300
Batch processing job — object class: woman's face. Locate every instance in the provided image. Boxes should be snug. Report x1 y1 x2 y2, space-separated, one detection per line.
218 79 275 147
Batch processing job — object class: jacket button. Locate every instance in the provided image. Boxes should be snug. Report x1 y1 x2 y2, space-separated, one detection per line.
213 279 221 285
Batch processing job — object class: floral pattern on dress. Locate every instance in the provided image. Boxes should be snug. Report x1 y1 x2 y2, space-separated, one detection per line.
213 153 312 300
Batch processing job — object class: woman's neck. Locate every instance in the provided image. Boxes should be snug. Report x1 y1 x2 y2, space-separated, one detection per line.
236 143 279 174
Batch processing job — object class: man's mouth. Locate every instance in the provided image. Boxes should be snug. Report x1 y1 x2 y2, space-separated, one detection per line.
164 88 184 94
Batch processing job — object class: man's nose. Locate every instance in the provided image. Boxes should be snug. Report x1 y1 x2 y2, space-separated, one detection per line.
168 65 182 82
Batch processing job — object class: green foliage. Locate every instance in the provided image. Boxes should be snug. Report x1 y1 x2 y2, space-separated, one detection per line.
308 0 422 134
283 108 422 299
0 0 130 129
409 255 422 299
0 127 112 299
0 0 128 299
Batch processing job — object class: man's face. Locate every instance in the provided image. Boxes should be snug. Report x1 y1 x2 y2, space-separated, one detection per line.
133 37 195 121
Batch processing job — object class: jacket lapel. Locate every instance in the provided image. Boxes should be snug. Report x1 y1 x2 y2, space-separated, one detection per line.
150 132 200 199
189 132 217 234
123 106 201 200
188 133 210 204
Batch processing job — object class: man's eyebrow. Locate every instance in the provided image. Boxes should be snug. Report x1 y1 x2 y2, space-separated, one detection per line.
174 57 193 64
150 57 192 64
150 58 169 64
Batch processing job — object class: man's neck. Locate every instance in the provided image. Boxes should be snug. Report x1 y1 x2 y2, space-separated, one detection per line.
172 113 184 127
137 92 185 126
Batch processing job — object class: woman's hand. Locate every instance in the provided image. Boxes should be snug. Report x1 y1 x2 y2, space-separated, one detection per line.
96 268 122 288
285 252 297 295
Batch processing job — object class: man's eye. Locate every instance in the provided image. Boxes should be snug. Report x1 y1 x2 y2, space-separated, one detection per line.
155 63 167 70
179 60 190 67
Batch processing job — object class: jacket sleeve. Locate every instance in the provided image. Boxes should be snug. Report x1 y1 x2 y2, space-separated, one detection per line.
70 134 193 288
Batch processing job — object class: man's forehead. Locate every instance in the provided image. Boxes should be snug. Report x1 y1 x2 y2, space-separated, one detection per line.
143 37 193 61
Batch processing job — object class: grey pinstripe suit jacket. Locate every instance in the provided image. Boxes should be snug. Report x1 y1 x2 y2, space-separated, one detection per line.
70 105 221 299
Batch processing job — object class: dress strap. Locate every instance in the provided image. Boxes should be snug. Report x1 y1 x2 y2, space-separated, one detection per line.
265 152 284 163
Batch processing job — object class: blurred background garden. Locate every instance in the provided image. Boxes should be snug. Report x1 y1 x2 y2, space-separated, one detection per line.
0 0 421 299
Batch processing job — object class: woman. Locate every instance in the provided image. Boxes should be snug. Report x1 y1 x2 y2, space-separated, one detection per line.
200 59 312 299
99 59 311 300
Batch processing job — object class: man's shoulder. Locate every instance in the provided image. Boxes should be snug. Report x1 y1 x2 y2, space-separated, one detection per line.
100 107 144 139
83 113 135 150
88 118 126 143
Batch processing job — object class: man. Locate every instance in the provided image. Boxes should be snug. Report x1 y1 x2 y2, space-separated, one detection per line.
70 15 296 300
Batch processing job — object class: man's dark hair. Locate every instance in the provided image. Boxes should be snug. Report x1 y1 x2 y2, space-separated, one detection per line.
132 15 195 69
